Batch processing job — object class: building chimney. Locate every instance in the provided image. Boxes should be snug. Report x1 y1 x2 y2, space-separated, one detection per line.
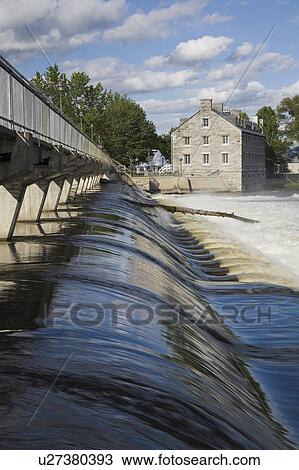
200 99 212 112
230 108 241 119
212 103 224 113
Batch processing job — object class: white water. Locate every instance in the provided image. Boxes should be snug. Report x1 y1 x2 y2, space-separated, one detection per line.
159 191 299 287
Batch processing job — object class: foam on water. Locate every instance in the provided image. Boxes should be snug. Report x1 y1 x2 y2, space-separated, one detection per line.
158 191 299 288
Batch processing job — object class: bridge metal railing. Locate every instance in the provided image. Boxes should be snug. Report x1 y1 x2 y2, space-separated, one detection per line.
0 54 111 166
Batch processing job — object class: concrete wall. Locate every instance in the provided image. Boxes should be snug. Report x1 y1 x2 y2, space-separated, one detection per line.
133 175 244 194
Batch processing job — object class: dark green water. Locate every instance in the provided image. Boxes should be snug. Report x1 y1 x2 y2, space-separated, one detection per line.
0 182 298 449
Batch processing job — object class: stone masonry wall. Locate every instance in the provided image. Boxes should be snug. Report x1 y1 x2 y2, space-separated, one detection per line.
171 100 243 191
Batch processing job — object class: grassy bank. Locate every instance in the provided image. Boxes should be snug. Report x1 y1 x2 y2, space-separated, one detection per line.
283 181 299 190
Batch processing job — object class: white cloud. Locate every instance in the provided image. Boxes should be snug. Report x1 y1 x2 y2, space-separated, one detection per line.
54 0 125 33
143 55 169 68
142 76 299 133
230 41 254 61
170 35 233 65
103 0 208 42
0 0 126 57
0 0 52 29
280 80 299 96
63 57 198 93
208 52 296 81
289 15 299 24
123 70 197 93
203 12 233 24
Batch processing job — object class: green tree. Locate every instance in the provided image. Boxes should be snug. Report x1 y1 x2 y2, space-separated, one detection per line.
32 66 108 140
277 95 299 142
257 106 290 176
240 111 249 121
32 64 69 112
32 65 159 164
156 132 171 160
100 96 157 167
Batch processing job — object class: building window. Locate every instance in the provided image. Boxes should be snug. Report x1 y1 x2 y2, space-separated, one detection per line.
184 137 191 146
202 118 209 127
203 136 209 145
183 154 191 165
223 135 229 144
222 153 229 164
203 153 210 165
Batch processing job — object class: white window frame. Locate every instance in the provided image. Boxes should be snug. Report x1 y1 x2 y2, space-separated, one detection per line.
183 154 191 165
184 136 191 146
203 136 209 145
222 152 229 164
202 117 210 128
222 135 229 145
202 153 210 166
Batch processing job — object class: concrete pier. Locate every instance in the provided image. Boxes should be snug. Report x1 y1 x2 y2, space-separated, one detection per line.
43 180 63 212
18 182 48 221
76 177 86 196
0 185 24 239
59 179 72 205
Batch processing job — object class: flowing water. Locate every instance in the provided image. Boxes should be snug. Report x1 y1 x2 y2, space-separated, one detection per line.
0 183 298 449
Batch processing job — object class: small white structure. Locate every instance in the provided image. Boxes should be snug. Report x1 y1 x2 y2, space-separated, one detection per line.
287 146 299 174
136 150 168 174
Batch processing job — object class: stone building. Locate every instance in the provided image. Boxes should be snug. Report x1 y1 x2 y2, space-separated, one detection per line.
171 99 266 191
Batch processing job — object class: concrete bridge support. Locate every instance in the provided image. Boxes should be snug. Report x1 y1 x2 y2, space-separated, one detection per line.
43 180 63 213
18 182 48 222
89 176 96 189
76 177 86 196
82 177 89 193
69 178 79 199
58 179 72 205
0 185 24 239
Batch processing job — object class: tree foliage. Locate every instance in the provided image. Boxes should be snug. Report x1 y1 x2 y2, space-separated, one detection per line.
99 96 157 166
32 64 160 166
277 95 299 142
155 132 171 159
257 106 290 176
240 111 249 121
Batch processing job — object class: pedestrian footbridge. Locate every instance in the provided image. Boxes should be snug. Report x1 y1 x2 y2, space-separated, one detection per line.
0 55 114 239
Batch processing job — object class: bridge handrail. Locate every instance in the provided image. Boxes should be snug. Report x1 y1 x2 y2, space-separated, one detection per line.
0 54 111 165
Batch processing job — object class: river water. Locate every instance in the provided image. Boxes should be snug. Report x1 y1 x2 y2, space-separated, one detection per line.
0 183 298 449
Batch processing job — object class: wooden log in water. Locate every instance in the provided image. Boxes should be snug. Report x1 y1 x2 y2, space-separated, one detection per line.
158 203 260 224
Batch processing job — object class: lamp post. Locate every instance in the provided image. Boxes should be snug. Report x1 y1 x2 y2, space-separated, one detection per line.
179 157 183 176
57 80 64 111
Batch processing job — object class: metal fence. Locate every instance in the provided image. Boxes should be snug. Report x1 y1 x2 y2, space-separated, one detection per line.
0 55 111 165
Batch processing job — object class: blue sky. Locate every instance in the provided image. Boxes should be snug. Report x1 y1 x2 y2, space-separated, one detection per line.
1 0 299 133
